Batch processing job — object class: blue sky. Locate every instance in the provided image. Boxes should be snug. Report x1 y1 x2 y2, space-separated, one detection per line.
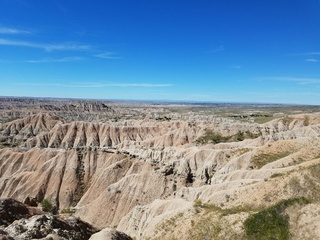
1 0 320 104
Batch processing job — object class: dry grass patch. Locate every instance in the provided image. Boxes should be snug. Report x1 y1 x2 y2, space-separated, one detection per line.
251 151 292 169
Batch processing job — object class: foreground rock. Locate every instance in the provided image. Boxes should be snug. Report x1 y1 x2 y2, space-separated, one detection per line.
0 198 31 226
89 228 132 240
0 198 97 240
3 214 96 240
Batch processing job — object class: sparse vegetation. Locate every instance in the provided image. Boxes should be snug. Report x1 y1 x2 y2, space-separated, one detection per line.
244 197 310 240
189 215 224 240
254 115 277 124
61 208 74 214
190 197 313 240
196 130 261 145
309 162 320 180
251 151 291 169
156 116 171 121
282 116 294 127
234 148 251 156
0 141 19 148
154 166 160 171
195 130 229 145
303 115 310 126
270 172 284 178
188 201 252 239
41 199 54 213
288 176 302 194
193 198 203 207
277 163 320 202
0 116 20 124
198 201 255 216
152 213 184 240
299 164 320 201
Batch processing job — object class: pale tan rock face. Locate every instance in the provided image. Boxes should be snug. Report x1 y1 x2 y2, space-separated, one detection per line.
117 198 194 239
89 228 132 240
1 99 320 238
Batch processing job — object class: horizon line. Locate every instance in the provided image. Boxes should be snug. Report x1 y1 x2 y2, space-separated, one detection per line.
0 95 318 106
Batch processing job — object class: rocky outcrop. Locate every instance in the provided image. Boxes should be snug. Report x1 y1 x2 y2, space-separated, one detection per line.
0 98 117 125
21 119 214 150
0 198 97 240
3 214 96 240
0 113 61 145
0 198 31 226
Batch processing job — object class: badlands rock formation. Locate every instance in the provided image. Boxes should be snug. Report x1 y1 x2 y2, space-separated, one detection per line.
0 97 320 239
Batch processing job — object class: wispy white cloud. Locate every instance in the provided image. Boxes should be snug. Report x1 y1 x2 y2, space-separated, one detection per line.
0 38 90 51
230 65 242 69
17 82 173 88
207 45 225 53
244 90 320 97
115 83 172 87
290 52 320 56
27 57 84 63
307 52 320 55
305 58 318 62
0 59 11 63
94 52 122 59
262 76 320 85
54 2 68 14
0 27 31 35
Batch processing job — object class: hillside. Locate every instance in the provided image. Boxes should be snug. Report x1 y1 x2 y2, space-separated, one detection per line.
0 98 320 239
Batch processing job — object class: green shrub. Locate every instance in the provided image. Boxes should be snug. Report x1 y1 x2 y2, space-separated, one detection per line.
195 130 229 145
244 197 310 240
193 199 202 207
270 173 284 178
235 131 245 141
303 115 310 126
61 208 74 214
41 199 53 213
